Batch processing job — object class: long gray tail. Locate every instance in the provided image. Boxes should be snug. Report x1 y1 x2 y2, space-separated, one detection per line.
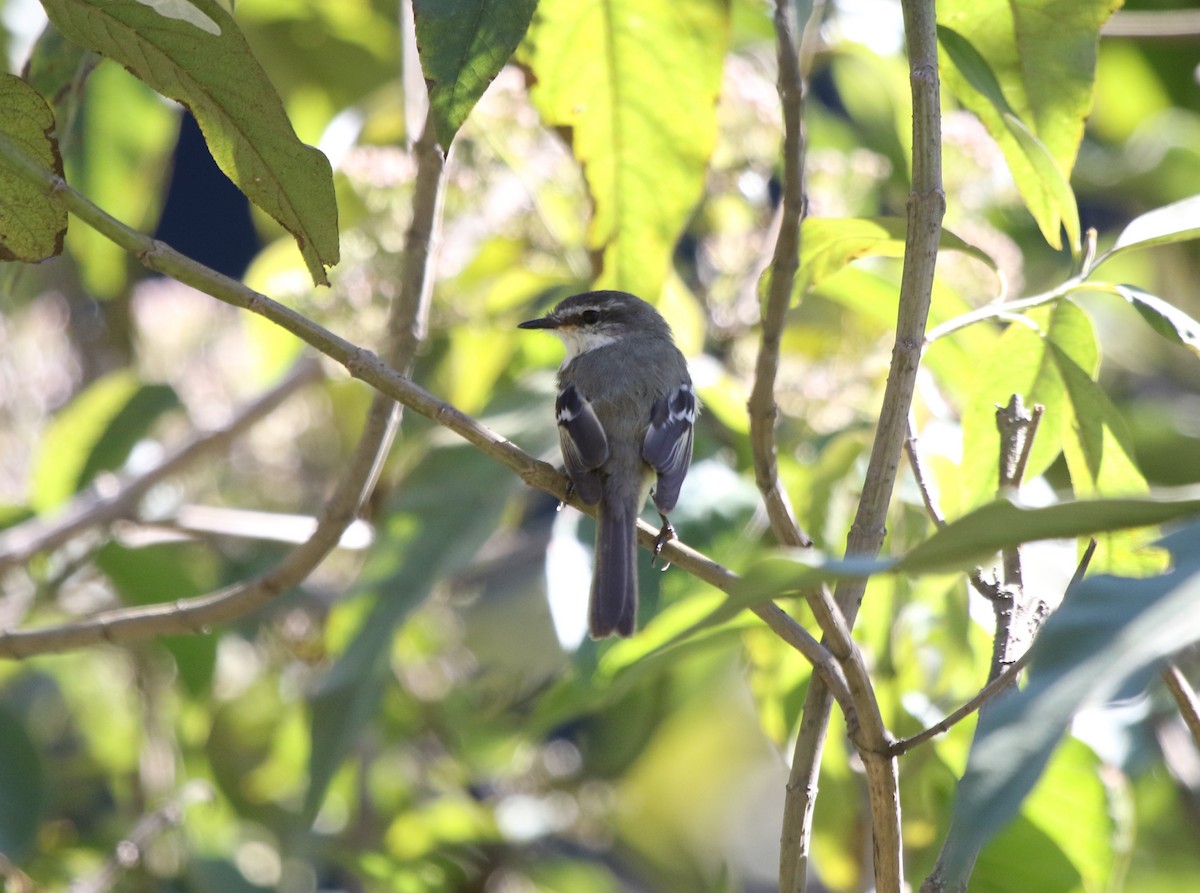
590 498 638 637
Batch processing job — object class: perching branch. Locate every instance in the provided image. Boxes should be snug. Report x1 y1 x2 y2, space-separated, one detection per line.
782 1 943 890
0 358 323 572
0 117 859 707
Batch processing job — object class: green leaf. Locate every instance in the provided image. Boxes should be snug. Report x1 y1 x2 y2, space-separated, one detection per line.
1108 284 1200 357
306 443 516 819
0 707 44 860
95 541 219 695
1015 738 1113 888
971 815 1080 893
62 61 179 297
1052 343 1145 498
413 0 538 148
30 371 180 512
22 21 97 150
960 301 1096 509
936 24 1082 255
797 217 995 292
0 73 66 262
41 0 339 285
1095 194 1200 267
938 520 1200 886
669 490 1200 636
523 0 729 299
896 493 1200 575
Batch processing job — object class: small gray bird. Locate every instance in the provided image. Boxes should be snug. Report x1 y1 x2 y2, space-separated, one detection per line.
519 290 696 638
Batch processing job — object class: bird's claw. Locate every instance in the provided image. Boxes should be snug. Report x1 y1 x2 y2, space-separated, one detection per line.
557 480 575 512
651 514 676 570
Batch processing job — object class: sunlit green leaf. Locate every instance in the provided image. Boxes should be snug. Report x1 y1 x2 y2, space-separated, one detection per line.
524 0 729 300
30 371 180 512
797 217 996 292
1106 284 1200 357
939 520 1200 886
42 0 339 284
960 301 1096 509
1095 194 1200 267
937 24 1082 255
1053 343 1145 498
1017 738 1113 888
413 0 537 148
0 73 66 263
937 0 1119 253
897 493 1200 575
61 62 178 297
971 815 1080 893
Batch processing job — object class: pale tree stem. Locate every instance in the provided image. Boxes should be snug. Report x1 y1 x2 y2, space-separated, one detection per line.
781 0 944 890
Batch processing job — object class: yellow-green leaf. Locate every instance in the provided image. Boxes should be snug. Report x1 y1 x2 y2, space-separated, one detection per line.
937 0 1119 254
0 73 66 262
42 0 339 285
523 0 729 300
798 216 995 292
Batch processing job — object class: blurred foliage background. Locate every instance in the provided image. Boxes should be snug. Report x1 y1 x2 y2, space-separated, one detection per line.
3 0 1200 891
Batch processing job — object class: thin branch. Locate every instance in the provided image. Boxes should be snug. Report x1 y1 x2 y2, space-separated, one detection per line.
0 359 323 572
748 0 816 551
987 396 1043 685
0 106 446 657
892 537 1097 752
905 415 946 527
0 118 854 695
0 854 38 893
68 782 211 893
783 1 943 889
918 537 1096 893
1162 661 1200 752
923 279 1081 345
889 652 1030 756
1103 9 1200 41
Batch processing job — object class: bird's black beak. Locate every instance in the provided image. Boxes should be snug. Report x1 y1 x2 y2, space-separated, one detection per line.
518 314 560 330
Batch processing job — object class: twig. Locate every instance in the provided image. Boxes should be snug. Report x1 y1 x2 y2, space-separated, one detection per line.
0 107 447 657
0 122 845 682
892 534 1098 756
782 1 943 891
923 280 1080 345
917 537 1096 893
1103 9 1200 41
889 651 1030 756
68 781 211 893
0 854 38 893
0 61 863 734
0 359 323 571
905 414 946 527
987 396 1044 685
1162 661 1200 752
747 0 816 551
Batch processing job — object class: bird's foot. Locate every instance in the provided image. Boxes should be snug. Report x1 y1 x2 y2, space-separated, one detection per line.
651 514 676 570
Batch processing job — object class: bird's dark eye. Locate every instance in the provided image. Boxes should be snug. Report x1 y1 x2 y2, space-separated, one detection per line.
580 309 601 325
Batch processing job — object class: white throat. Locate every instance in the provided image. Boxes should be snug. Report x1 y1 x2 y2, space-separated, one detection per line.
556 329 618 365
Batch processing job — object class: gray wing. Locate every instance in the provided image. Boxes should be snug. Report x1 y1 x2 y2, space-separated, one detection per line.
643 383 696 514
556 382 608 505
